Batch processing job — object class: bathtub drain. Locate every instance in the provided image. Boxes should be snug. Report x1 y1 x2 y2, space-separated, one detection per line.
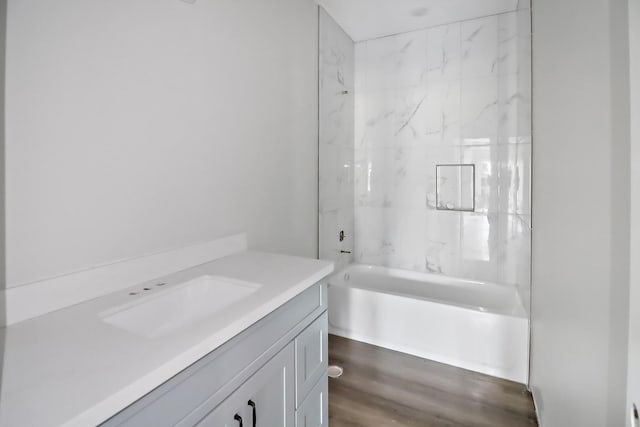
328 365 344 378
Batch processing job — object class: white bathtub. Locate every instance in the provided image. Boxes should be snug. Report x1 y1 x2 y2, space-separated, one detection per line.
327 264 529 383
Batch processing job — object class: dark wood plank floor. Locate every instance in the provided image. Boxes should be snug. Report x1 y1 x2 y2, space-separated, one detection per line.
328 335 538 427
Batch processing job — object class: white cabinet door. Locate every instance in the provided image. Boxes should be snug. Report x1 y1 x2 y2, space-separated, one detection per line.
295 313 328 408
296 376 328 427
197 343 295 427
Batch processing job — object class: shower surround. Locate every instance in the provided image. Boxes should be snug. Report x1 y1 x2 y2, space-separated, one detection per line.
318 3 532 384
319 9 355 270
353 9 532 310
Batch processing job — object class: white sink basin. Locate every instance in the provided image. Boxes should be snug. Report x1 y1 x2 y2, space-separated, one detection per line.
101 275 262 338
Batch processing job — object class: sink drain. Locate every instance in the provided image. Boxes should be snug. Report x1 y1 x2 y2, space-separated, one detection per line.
328 365 343 378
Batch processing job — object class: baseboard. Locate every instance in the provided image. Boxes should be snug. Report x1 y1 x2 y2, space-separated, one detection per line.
531 388 543 426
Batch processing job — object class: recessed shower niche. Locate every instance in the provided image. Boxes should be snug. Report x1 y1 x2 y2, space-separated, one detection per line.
436 164 476 212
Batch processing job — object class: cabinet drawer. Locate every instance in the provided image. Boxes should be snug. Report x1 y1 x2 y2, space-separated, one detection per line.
197 343 295 427
295 376 328 427
295 312 328 407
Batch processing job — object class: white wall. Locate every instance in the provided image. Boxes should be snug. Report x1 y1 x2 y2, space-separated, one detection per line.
4 0 319 288
530 0 631 425
608 0 632 422
628 0 640 423
0 0 5 324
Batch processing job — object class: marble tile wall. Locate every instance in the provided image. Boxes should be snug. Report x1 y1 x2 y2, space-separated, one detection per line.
319 8 355 269
353 8 532 310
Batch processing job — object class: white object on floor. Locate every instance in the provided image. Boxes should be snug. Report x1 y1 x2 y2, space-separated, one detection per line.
327 365 344 378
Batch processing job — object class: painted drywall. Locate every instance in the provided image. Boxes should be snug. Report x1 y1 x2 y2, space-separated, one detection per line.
5 0 319 288
0 0 5 298
608 0 631 423
530 0 631 425
0 0 6 349
628 0 640 423
318 8 355 270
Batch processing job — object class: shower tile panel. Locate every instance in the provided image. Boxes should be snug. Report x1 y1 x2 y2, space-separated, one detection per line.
358 90 396 149
461 15 499 80
364 31 429 91
424 210 464 275
423 81 462 146
461 77 499 144
497 213 531 311
436 164 475 211
319 145 354 213
354 147 394 208
393 31 429 89
464 146 500 213
498 144 531 216
425 22 461 84
395 87 429 146
498 12 519 77
459 213 500 280
319 9 355 269
393 147 430 210
516 8 532 146
352 10 531 294
354 207 427 272
363 36 398 91
497 75 520 144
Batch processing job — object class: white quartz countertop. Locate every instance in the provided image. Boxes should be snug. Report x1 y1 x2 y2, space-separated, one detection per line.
0 251 333 427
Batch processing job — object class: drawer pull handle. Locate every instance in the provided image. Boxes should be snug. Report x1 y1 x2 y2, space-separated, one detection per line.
234 414 243 427
248 400 257 427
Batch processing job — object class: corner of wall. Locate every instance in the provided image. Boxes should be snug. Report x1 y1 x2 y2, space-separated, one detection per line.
628 0 640 424
607 0 632 421
318 9 355 270
530 0 633 425
530 386 543 426
0 0 6 329
0 0 8 395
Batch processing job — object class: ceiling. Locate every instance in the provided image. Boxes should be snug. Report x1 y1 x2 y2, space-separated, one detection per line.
316 0 525 42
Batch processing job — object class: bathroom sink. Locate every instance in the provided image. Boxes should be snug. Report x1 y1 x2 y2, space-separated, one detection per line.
101 275 262 338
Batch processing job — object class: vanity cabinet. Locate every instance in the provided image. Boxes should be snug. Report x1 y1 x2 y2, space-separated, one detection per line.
197 343 295 426
296 375 328 427
102 283 328 427
295 311 328 408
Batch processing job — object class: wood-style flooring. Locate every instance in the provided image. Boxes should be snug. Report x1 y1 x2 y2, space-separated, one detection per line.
328 335 538 427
